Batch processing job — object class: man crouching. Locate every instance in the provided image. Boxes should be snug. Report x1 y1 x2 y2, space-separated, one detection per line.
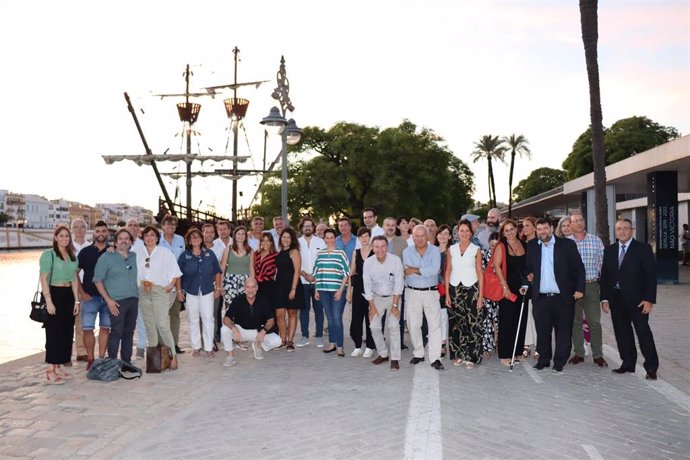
221 277 281 366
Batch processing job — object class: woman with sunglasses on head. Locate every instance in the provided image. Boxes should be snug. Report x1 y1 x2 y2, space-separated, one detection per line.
177 228 222 357
134 225 181 370
39 225 80 384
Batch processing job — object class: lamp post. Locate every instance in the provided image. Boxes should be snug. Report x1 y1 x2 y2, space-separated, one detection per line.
261 56 302 223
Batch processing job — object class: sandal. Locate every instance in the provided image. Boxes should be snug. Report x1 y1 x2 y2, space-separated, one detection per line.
453 358 463 366
206 350 215 358
55 366 72 379
286 342 295 352
534 352 540 360
192 349 201 357
45 369 65 385
170 356 178 371
465 362 475 369
522 346 531 358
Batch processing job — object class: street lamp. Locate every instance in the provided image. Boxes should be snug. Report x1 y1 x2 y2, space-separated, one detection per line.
261 56 300 223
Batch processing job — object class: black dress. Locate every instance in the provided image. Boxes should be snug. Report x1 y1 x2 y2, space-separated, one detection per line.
274 249 305 309
497 241 526 359
349 249 375 349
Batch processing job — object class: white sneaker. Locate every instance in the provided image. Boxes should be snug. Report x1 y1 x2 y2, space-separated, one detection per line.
296 337 309 347
362 348 374 358
351 347 363 357
252 342 263 360
315 337 324 348
223 355 236 367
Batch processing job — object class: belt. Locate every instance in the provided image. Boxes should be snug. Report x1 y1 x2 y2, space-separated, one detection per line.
539 292 559 297
406 286 437 291
374 294 391 298
585 279 599 284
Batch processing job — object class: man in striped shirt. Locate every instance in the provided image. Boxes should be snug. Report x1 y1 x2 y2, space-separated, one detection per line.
568 211 607 367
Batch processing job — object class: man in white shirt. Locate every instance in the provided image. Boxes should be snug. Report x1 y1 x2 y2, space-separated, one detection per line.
126 218 145 252
70 218 90 363
296 217 326 347
213 221 233 260
363 207 384 238
248 216 264 251
269 216 286 250
364 236 404 370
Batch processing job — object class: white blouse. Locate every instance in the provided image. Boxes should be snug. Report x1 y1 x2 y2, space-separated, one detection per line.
448 242 479 287
134 245 182 288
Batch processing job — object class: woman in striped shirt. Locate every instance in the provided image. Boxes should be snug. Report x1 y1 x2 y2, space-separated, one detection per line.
313 228 350 356
254 233 278 306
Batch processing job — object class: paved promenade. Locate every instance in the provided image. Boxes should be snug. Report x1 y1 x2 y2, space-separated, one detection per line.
1 268 689 459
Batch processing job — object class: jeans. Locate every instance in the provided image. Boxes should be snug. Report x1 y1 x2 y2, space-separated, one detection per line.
300 284 324 338
108 297 138 364
319 290 346 347
81 295 111 330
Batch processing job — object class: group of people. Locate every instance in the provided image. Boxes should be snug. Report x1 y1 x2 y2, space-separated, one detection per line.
37 206 660 382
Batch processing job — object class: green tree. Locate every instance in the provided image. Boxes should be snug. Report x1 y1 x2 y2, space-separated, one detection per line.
251 120 475 227
470 135 506 209
502 134 531 218
0 212 9 226
562 117 681 180
512 167 565 203
580 0 609 241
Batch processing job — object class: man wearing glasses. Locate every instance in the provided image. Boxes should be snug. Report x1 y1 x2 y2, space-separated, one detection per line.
93 228 139 364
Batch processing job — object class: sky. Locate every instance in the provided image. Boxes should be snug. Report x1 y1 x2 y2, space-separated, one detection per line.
1 0 688 219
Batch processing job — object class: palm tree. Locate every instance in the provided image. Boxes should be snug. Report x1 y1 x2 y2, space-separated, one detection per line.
471 135 506 209
579 0 610 242
503 134 531 218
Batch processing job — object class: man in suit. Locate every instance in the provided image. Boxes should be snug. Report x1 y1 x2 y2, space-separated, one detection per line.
600 218 659 380
520 218 585 372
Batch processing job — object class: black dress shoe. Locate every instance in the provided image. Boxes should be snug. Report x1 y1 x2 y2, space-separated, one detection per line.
175 346 185 354
431 360 444 370
645 371 658 380
401 344 409 350
568 355 584 365
533 362 549 370
612 367 634 374
410 357 425 365
552 365 563 373
390 360 399 370
372 356 389 365
212 343 219 352
323 346 337 354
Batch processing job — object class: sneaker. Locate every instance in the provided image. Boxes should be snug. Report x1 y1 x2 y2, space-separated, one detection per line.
296 337 309 347
223 356 236 367
136 348 145 360
351 348 363 357
362 348 374 358
315 337 324 348
252 342 264 360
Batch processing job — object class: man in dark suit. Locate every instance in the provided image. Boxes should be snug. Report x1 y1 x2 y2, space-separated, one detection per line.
520 218 585 372
600 218 659 380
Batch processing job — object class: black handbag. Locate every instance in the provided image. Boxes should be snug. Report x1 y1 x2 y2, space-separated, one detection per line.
29 252 53 323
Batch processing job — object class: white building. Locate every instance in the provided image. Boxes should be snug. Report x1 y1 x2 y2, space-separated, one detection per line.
48 199 70 228
24 194 52 229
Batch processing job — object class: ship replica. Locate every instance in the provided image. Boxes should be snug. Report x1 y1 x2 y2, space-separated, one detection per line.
102 48 301 231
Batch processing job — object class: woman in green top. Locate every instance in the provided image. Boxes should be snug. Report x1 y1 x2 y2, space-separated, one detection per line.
39 225 80 384
313 228 350 356
220 226 255 309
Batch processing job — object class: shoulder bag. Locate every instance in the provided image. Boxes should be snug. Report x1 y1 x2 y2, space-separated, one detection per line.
483 242 507 302
30 252 54 323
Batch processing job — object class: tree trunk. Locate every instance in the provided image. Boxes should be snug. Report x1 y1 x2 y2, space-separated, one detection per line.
580 0 610 243
508 151 516 218
488 157 496 208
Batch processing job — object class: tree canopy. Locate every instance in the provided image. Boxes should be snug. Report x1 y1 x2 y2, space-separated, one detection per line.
562 116 680 180
251 120 475 227
512 167 565 203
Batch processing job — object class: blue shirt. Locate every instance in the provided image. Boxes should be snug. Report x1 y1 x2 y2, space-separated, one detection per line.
402 243 441 288
159 233 185 259
538 236 560 294
336 234 358 264
178 248 222 296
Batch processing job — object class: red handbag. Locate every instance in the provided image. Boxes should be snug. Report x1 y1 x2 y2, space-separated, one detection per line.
483 242 507 302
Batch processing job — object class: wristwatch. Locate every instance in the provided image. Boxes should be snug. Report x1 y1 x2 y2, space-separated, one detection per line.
393 303 399 307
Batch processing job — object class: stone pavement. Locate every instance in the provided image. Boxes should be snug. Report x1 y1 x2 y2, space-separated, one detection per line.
1 269 689 459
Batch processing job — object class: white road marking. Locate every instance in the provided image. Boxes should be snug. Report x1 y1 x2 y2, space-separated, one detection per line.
582 444 604 460
404 366 443 460
603 344 690 413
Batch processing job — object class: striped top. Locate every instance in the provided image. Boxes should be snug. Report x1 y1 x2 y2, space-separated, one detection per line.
254 251 278 282
312 249 350 292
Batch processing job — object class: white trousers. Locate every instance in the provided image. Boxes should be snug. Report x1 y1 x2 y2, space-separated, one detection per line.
186 291 215 352
405 288 441 362
524 300 536 347
220 324 282 352
440 308 449 342
369 295 401 360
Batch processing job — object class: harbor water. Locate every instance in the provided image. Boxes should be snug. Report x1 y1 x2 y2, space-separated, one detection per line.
0 250 47 364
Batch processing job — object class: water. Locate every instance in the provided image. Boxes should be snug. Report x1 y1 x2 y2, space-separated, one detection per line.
0 250 47 364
